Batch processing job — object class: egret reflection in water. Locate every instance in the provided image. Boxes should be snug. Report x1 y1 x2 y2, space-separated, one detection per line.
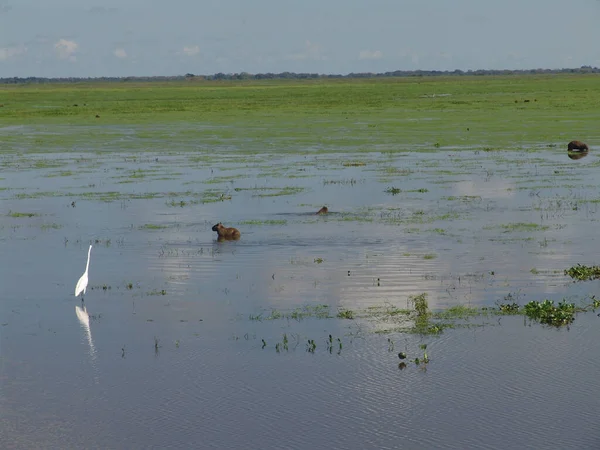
75 305 97 362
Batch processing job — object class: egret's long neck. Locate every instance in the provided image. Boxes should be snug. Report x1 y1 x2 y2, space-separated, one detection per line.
85 246 92 272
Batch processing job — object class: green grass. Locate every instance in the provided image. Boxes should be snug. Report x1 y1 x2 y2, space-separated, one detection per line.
337 309 355 319
139 224 169 230
7 211 39 218
46 170 74 177
250 305 332 322
484 222 550 232
40 223 61 230
239 219 287 225
253 187 305 198
3 74 600 154
201 191 232 203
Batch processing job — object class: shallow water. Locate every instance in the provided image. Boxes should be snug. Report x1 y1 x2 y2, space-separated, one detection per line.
3 127 600 448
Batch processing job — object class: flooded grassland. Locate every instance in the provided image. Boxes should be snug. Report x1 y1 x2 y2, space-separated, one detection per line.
3 75 600 449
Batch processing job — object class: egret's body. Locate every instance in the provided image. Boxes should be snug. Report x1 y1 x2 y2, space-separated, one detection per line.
75 244 92 302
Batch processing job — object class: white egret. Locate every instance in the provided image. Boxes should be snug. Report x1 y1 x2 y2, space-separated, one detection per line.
75 244 92 303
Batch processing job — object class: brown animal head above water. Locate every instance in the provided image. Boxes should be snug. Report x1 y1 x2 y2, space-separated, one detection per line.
211 222 241 240
316 206 328 215
567 140 589 151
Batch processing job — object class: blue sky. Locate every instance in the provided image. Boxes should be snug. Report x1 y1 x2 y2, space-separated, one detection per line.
1 0 600 77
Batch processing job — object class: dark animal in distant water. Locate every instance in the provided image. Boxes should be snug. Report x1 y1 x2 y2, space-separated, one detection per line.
567 140 589 151
211 222 241 240
316 206 328 215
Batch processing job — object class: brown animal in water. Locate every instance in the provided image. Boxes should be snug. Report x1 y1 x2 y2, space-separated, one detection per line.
567 140 589 151
316 206 328 215
211 222 241 240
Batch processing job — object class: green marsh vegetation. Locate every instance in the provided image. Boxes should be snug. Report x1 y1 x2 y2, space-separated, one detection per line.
239 219 287 225
3 74 600 153
7 211 40 218
244 278 600 346
564 264 600 281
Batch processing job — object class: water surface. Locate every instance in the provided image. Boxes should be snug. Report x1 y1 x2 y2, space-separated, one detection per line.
2 127 600 448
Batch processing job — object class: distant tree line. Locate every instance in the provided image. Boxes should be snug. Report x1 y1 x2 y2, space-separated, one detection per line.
2 66 599 84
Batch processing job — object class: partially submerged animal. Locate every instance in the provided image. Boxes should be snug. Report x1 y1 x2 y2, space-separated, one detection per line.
568 151 589 160
567 140 589 152
211 222 241 240
316 206 328 215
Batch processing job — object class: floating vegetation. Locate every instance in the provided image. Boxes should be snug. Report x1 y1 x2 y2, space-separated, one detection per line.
564 264 600 281
202 190 232 203
46 170 74 178
498 302 520 314
484 222 550 232
7 211 40 218
233 185 306 197
41 223 62 230
147 289 167 296
381 210 461 225
523 300 576 327
323 178 361 186
239 219 287 225
139 224 168 230
249 304 332 322
337 309 354 320
435 305 480 320
342 161 366 167
255 187 304 198
384 187 401 195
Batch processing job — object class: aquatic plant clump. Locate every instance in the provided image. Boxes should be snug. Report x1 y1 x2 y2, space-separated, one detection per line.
564 264 600 281
523 300 576 327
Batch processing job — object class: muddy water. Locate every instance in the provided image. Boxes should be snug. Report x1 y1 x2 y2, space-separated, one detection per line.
2 129 600 448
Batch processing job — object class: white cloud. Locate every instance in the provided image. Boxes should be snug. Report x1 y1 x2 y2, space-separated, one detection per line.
286 40 327 61
182 45 200 56
359 50 383 60
114 48 127 59
0 45 27 61
54 39 78 61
